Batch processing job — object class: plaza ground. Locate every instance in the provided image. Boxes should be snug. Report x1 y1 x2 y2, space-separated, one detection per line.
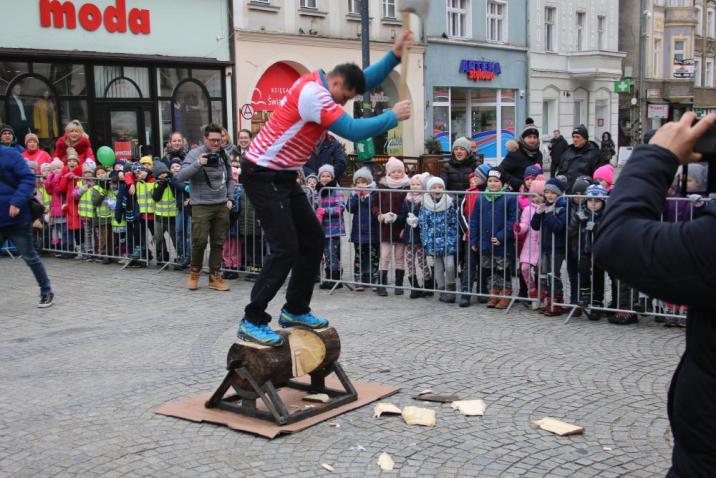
1 257 681 477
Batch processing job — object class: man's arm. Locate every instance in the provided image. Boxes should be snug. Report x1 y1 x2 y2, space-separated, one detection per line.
363 51 401 92
327 112 398 142
174 153 202 183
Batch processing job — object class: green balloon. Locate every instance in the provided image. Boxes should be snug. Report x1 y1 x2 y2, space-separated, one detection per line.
97 146 116 167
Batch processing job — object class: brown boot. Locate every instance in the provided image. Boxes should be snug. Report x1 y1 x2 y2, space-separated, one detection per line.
486 289 500 308
209 272 230 291
495 290 512 309
187 266 201 290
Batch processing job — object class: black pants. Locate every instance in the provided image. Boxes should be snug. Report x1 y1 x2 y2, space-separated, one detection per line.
577 254 605 304
241 160 325 325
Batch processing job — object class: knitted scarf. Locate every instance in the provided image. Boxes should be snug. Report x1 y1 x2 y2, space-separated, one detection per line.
483 186 508 202
518 138 541 159
383 175 411 189
423 192 452 212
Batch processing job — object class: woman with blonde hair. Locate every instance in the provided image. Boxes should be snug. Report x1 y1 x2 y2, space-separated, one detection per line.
54 119 95 167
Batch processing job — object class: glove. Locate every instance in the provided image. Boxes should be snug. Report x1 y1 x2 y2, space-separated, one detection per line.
316 207 326 223
383 212 397 224
576 210 588 221
688 194 705 208
585 221 595 231
512 222 520 234
406 213 418 228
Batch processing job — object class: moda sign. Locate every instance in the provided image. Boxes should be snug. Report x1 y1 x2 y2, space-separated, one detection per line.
39 0 151 34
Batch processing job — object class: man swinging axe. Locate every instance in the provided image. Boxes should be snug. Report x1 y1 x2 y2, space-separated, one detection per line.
238 30 415 346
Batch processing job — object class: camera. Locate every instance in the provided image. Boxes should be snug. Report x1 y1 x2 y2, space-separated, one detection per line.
205 152 220 167
690 124 716 195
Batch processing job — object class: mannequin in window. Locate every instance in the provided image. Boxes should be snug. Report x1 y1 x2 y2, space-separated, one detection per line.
182 93 204 148
33 90 58 146
7 84 31 146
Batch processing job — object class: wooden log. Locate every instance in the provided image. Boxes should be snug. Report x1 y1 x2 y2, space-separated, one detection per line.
227 327 341 391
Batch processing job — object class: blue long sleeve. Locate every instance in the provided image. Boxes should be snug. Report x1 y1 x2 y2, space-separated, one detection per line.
364 50 401 91
328 112 398 142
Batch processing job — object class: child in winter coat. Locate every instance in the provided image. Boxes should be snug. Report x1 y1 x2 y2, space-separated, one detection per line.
316 164 346 289
569 183 608 320
420 176 459 303
469 169 518 309
514 179 544 309
459 164 491 307
76 162 97 259
347 167 380 291
151 161 179 267
304 173 319 210
399 172 433 299
515 164 544 300
530 177 568 316
593 164 615 191
372 157 411 296
89 166 115 263
223 167 243 279
59 151 83 258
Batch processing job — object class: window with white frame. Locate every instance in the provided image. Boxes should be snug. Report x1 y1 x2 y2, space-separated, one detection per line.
545 6 557 52
300 0 317 8
576 12 586 51
542 100 556 136
597 15 606 50
487 1 507 43
708 8 715 38
695 58 702 87
706 59 714 87
447 0 470 38
383 0 396 18
348 0 361 14
696 5 703 36
674 39 686 62
653 38 662 78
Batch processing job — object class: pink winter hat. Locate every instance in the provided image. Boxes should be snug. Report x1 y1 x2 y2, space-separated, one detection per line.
385 156 405 175
593 164 615 190
529 179 545 196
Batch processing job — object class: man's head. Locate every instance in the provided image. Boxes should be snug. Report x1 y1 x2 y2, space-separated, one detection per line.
553 129 561 139
326 63 366 106
169 132 184 151
572 125 589 148
203 123 223 152
1 125 14 145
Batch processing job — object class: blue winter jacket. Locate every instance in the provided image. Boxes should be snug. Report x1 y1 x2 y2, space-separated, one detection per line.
469 191 518 256
530 196 568 254
303 136 346 180
317 182 345 238
419 197 459 256
348 191 379 244
0 145 35 227
228 184 243 238
398 196 422 245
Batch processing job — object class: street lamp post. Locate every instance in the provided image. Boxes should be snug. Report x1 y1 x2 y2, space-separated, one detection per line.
361 0 372 119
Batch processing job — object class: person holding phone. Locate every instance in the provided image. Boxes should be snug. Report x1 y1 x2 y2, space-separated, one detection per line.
595 112 716 477
175 124 236 292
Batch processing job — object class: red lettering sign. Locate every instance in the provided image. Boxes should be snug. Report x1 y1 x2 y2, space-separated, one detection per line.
39 0 151 35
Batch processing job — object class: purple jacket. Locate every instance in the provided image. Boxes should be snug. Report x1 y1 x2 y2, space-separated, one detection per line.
317 183 345 238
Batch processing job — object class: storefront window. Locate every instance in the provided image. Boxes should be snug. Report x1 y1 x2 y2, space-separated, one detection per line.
95 65 149 98
33 63 86 96
433 105 450 153
0 62 29 95
58 99 88 133
472 105 497 157
192 69 222 97
173 81 210 147
433 87 449 103
159 100 173 145
4 76 59 147
159 68 190 97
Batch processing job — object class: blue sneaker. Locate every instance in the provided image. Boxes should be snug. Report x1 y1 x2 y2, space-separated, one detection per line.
278 310 329 329
238 320 284 347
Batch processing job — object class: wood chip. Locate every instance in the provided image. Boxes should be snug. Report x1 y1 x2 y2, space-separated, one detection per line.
377 452 395 471
373 402 402 417
451 400 486 416
414 393 460 403
402 406 437 427
418 389 433 395
328 422 340 428
321 463 335 472
533 417 584 436
303 393 330 403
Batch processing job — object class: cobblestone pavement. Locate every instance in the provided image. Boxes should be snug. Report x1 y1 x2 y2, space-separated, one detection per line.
1 257 682 477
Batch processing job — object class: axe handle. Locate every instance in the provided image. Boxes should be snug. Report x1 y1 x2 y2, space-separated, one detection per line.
399 11 411 101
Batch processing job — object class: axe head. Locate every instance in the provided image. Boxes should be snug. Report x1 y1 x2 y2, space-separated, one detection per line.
400 0 430 19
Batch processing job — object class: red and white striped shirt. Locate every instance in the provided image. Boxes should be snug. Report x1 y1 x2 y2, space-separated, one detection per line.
245 70 345 171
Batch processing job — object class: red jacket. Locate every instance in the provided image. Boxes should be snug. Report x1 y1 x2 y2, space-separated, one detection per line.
54 135 95 166
58 165 84 230
22 149 52 169
460 187 481 240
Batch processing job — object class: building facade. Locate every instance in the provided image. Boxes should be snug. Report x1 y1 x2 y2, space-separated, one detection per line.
694 0 716 115
529 0 624 147
233 0 425 157
424 0 529 163
0 0 234 157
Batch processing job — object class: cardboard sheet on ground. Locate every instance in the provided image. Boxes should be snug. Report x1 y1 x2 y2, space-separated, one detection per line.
534 417 584 436
153 376 399 439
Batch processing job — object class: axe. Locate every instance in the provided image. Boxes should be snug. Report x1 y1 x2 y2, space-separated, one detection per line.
399 0 429 101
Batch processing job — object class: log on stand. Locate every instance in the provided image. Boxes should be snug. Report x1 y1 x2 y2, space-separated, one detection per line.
206 326 356 425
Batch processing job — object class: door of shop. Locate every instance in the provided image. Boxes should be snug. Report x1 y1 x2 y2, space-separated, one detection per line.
94 103 155 162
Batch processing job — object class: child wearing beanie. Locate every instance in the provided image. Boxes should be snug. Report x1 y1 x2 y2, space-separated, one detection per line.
348 167 380 291
316 164 346 290
419 176 459 303
593 164 615 191
400 172 433 298
531 177 568 316
373 157 411 296
468 169 518 309
458 163 490 306
513 179 545 309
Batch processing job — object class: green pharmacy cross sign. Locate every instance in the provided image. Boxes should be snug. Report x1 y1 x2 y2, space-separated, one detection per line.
614 79 632 94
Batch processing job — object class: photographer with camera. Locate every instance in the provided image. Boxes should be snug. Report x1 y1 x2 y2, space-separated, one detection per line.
594 112 716 477
175 124 236 292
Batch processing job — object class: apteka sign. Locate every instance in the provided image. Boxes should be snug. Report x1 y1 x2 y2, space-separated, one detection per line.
459 60 502 82
40 0 151 35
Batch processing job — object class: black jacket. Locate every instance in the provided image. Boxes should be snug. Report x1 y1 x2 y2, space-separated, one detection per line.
594 145 716 478
303 136 346 180
555 141 601 190
440 153 479 192
499 145 542 192
549 135 569 176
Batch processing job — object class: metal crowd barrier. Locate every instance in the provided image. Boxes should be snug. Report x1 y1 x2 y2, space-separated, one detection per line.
10 172 700 324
